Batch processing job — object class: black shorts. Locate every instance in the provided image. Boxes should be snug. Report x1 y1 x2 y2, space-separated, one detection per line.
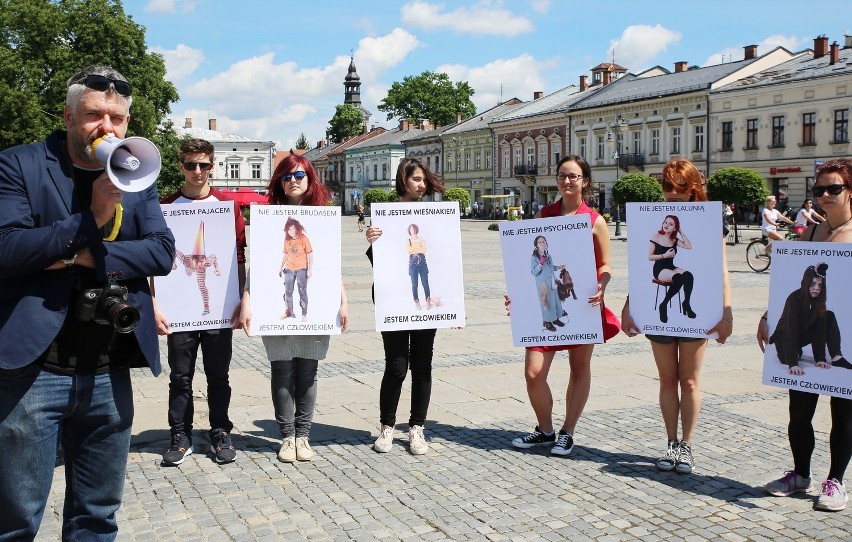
646 334 705 345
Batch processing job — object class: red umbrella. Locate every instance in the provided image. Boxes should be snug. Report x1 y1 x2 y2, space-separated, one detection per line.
221 188 267 206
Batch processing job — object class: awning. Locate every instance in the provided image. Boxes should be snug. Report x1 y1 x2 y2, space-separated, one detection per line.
221 188 267 206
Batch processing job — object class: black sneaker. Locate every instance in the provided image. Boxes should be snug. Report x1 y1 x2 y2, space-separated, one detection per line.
551 430 574 456
162 432 193 466
675 441 694 474
656 439 679 471
210 430 236 464
511 426 556 449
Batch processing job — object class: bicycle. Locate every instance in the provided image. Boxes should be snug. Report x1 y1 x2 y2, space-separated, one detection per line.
745 225 798 272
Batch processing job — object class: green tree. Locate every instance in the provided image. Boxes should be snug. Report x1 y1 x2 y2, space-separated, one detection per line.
149 119 187 198
327 104 363 143
295 132 309 150
364 188 389 208
443 187 470 214
0 0 179 149
386 189 399 203
378 71 476 127
612 172 664 204
707 167 770 208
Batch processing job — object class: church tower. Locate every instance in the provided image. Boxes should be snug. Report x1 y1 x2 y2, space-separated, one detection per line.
343 56 371 128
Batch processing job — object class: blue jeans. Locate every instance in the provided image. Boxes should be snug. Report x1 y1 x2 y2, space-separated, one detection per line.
0 363 133 541
284 268 308 316
271 357 318 438
408 254 430 301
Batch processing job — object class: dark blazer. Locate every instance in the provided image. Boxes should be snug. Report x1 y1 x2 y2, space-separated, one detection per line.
0 131 175 374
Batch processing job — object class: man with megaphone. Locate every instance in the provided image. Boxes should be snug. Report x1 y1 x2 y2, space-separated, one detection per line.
0 66 175 539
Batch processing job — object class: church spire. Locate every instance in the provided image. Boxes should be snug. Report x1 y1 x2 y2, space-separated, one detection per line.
344 55 362 107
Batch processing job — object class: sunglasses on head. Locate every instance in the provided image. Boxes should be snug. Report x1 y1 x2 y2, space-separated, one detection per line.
813 184 846 197
661 180 688 193
282 171 307 181
72 74 133 97
182 162 213 171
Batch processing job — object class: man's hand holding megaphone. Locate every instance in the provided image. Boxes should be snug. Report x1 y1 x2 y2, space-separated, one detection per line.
91 172 123 228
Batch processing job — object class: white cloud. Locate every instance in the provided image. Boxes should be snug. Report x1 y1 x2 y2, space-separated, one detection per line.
401 1 534 37
703 34 807 66
144 0 198 13
608 24 682 71
529 0 552 13
150 44 205 83
436 54 555 113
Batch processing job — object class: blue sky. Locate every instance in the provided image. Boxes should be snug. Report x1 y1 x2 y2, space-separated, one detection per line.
129 0 850 150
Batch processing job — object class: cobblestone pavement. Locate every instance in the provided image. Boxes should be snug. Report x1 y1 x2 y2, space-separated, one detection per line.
37 219 851 541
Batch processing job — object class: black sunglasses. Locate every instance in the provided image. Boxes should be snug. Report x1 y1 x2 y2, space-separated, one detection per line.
72 74 133 97
661 180 688 193
183 162 213 171
282 171 307 181
813 184 846 197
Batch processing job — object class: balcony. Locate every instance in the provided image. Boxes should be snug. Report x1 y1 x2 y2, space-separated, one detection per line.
513 164 538 176
617 153 645 171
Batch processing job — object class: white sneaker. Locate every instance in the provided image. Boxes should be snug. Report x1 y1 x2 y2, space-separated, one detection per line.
278 436 296 463
295 436 314 461
816 479 848 511
373 425 394 453
408 425 428 455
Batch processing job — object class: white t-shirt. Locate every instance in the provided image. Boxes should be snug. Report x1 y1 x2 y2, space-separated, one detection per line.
795 208 814 227
762 208 782 231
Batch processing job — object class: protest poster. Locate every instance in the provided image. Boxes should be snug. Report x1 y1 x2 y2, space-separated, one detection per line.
249 205 342 335
762 241 852 399
499 215 602 347
371 201 465 331
157 201 241 331
625 201 725 339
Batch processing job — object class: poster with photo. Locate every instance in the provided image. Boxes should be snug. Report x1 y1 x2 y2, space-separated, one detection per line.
762 241 852 399
249 205 342 336
371 201 465 331
499 215 602 347
625 201 725 339
156 202 241 331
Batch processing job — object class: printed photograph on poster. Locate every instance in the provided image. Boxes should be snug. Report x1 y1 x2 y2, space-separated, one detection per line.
156 202 241 331
499 215 602 347
371 201 465 331
625 201 724 339
762 241 852 400
249 205 342 336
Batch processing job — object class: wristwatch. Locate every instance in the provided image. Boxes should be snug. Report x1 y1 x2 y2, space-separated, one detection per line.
62 252 78 267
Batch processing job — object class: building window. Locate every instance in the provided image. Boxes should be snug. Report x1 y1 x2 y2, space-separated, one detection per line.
596 135 604 159
651 129 660 154
834 109 849 143
526 146 534 166
426 156 431 172
693 125 704 153
514 147 522 166
485 151 491 169
632 132 641 154
465 151 471 171
772 116 785 147
382 163 387 179
229 163 240 179
455 153 461 172
251 163 261 179
746 118 758 149
721 121 733 151
349 166 353 182
538 146 547 167
502 148 509 170
579 137 586 160
373 164 378 180
435 156 440 173
671 126 681 154
802 113 816 145
553 149 560 165
475 151 481 170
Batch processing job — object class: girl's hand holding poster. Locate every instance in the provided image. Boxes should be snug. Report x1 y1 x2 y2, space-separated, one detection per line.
371 202 465 331
500 215 602 347
158 202 241 331
762 241 852 399
626 201 724 338
249 205 342 335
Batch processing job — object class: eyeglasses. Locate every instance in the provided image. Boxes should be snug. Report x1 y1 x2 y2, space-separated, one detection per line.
813 184 846 197
182 162 213 171
282 171 307 182
661 180 689 193
556 173 585 182
72 74 133 97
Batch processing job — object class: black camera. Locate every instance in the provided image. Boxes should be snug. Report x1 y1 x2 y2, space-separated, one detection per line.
74 281 140 333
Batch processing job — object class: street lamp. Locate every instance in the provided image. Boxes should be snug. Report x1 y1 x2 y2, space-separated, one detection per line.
607 114 627 237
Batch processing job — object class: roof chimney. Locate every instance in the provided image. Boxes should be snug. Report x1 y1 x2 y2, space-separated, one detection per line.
830 41 840 65
579 75 588 91
743 44 758 59
317 140 325 149
814 35 829 58
533 91 544 100
209 118 217 131
399 119 409 131
674 61 688 73
602 70 612 85
184 117 192 129
456 112 462 123
845 35 852 49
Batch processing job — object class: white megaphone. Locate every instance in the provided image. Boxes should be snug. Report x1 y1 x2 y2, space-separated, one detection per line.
89 133 162 192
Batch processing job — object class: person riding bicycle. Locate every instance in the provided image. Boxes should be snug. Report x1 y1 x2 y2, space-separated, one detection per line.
762 195 795 252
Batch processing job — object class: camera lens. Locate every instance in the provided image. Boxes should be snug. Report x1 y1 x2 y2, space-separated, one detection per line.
102 298 140 333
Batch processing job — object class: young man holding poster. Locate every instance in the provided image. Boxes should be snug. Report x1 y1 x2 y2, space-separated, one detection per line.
758 158 852 512
154 139 247 465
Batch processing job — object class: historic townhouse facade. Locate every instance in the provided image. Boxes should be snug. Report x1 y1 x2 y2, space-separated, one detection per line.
401 123 457 178
440 99 523 205
176 118 275 190
326 128 387 212
710 36 852 208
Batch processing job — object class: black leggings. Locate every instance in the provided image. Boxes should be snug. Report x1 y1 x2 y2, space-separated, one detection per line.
379 329 436 427
789 389 852 483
